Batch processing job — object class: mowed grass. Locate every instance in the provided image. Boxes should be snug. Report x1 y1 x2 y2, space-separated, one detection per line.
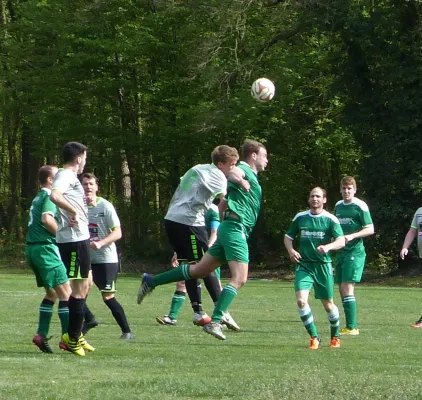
1 272 422 400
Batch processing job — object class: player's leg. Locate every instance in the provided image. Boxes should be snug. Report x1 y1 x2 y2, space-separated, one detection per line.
202 221 248 339
137 252 221 305
337 254 364 335
94 262 134 339
295 266 320 349
156 281 186 326
54 279 71 336
82 271 99 335
28 243 68 353
164 220 206 318
59 240 93 356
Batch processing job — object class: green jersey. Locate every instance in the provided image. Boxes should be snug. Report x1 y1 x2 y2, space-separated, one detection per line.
286 210 344 263
205 203 220 237
26 188 57 244
335 198 373 254
226 161 262 237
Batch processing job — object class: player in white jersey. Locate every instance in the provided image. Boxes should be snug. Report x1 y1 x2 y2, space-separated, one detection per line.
160 145 243 326
50 141 94 356
81 173 134 339
400 207 422 327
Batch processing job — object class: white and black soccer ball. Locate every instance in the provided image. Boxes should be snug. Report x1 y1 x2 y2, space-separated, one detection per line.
251 78 275 103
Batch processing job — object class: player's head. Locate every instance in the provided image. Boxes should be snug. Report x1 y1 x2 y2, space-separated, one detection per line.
81 173 99 196
308 186 327 211
240 140 268 172
63 142 88 174
211 145 239 176
340 176 357 203
38 165 58 188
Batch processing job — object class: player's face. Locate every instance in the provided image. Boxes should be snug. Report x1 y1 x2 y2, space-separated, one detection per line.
341 184 356 203
254 147 268 172
77 151 87 174
308 188 326 212
218 159 237 176
82 178 98 196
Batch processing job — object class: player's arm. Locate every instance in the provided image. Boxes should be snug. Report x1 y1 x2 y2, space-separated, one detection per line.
41 213 58 234
400 227 417 260
50 189 79 223
227 166 250 192
284 235 302 263
90 226 122 250
344 224 374 244
318 235 345 255
218 196 228 222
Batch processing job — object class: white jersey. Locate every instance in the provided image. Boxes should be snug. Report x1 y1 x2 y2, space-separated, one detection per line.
165 164 227 226
410 207 422 258
52 168 89 243
88 197 121 264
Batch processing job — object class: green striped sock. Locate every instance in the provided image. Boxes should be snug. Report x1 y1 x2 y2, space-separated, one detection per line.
342 295 357 329
211 284 238 323
37 299 54 337
151 263 191 287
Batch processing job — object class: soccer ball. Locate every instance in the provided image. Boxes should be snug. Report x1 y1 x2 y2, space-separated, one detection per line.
251 78 275 102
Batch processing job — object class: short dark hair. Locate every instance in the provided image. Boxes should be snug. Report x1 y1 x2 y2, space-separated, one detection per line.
63 142 87 164
38 165 56 185
240 139 265 161
81 172 98 184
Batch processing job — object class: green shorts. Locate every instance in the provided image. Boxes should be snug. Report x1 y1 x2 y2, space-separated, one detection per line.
207 220 249 264
334 252 366 284
294 262 334 300
25 243 68 289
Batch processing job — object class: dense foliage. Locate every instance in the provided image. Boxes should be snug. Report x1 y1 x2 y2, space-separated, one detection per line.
1 0 421 270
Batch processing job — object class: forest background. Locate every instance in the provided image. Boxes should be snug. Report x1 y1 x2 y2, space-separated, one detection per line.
0 0 421 275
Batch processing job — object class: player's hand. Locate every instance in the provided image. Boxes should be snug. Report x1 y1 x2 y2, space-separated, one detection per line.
400 248 408 260
90 240 103 250
85 195 94 205
69 212 79 227
240 179 250 192
289 249 302 263
171 254 179 267
344 234 355 244
317 245 329 255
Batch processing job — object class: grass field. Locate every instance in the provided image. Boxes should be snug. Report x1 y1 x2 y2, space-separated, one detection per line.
1 272 422 400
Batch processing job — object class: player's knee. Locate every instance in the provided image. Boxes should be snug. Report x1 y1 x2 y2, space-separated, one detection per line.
102 293 115 301
297 299 307 308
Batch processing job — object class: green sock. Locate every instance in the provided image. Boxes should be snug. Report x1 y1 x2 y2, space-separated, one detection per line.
211 284 238 323
37 299 54 337
168 290 186 320
342 295 357 329
58 300 69 334
328 306 340 337
298 305 318 338
151 263 191 287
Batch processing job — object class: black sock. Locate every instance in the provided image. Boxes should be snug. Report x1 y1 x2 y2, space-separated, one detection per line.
84 301 96 323
68 296 85 340
104 297 131 333
203 273 222 303
185 278 202 313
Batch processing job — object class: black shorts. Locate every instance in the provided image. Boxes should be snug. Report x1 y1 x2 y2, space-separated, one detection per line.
164 220 208 263
91 263 119 292
57 239 91 279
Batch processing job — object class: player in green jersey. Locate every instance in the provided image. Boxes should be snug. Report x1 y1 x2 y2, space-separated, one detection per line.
400 207 422 327
334 176 374 335
137 139 267 340
284 187 345 350
26 165 71 353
